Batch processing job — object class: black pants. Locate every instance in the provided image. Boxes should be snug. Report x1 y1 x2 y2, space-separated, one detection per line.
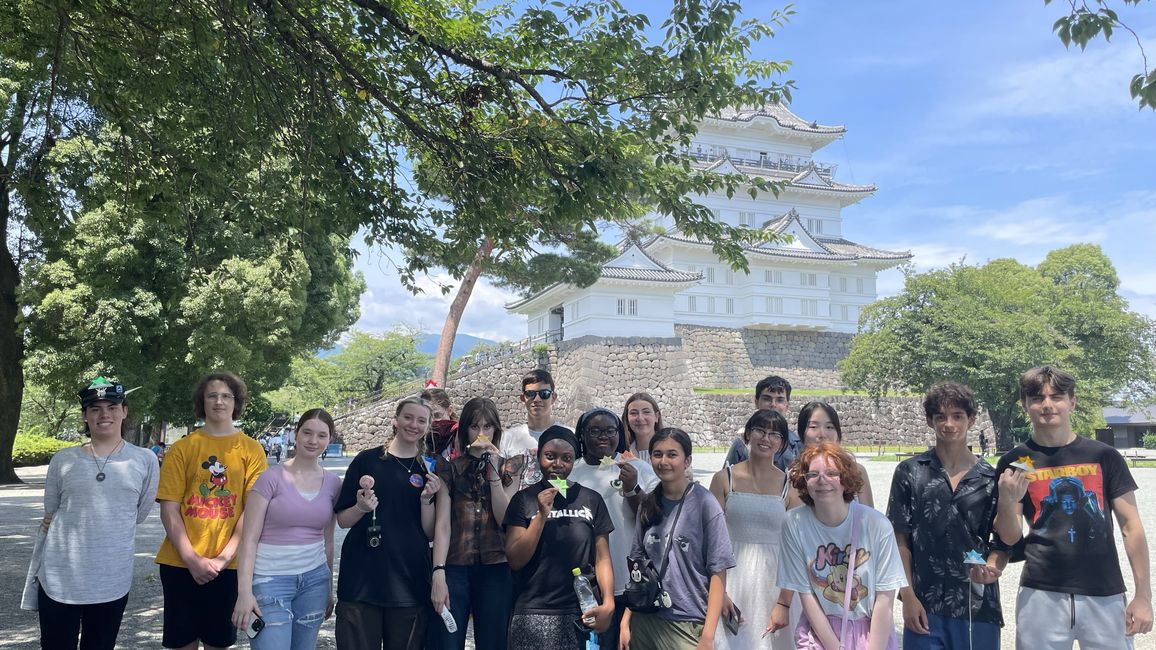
335 601 427 650
38 586 129 650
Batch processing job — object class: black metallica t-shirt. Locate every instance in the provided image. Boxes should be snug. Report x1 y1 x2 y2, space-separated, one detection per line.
503 480 613 615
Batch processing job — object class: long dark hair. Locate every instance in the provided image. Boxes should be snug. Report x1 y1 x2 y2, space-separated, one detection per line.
456 397 503 452
639 427 693 529
797 401 843 442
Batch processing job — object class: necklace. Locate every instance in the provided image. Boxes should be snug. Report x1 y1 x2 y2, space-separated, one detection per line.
91 439 125 482
388 452 425 488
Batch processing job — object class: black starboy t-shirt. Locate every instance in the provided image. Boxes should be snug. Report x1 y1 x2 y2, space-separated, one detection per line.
503 480 614 614
996 436 1137 596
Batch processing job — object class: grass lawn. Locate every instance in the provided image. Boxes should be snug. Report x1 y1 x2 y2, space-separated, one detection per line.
692 387 918 397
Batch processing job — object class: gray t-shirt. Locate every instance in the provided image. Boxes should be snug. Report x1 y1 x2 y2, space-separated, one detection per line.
36 443 159 604
632 482 735 622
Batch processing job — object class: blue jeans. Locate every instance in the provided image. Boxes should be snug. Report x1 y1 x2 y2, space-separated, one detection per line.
251 563 331 650
902 612 1000 650
425 563 513 650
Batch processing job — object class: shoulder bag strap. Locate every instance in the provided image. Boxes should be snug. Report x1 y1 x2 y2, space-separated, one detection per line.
656 483 695 578
839 503 862 649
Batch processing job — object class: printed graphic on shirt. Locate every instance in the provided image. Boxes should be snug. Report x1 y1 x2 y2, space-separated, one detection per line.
1025 463 1108 548
548 506 593 521
808 543 869 608
184 455 238 520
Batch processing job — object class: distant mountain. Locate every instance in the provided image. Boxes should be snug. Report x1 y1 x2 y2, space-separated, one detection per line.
317 332 495 360
418 332 496 359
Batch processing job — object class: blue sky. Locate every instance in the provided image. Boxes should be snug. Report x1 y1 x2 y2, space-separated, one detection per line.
353 1 1156 342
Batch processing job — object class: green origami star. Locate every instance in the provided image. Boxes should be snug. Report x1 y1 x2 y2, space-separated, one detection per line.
548 478 569 497
87 376 114 388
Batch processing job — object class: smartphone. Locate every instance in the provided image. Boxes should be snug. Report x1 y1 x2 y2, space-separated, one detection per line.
723 605 741 636
245 615 265 640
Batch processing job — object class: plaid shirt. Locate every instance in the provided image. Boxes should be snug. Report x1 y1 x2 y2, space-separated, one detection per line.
437 454 517 566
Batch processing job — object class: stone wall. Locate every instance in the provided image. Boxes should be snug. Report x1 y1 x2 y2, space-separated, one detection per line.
687 393 993 449
675 325 850 389
333 328 994 455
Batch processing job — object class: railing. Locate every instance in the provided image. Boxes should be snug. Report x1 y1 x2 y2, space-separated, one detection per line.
687 150 837 177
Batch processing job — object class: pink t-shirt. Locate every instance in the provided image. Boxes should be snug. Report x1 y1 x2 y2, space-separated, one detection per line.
252 465 341 546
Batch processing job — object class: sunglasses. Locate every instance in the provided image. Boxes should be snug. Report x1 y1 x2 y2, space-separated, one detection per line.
523 388 554 401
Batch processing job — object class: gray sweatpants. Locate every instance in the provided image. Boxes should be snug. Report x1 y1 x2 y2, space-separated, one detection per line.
1015 586 1134 650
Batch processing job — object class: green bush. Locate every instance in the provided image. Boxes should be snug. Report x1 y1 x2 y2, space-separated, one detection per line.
1144 431 1156 451
13 434 75 467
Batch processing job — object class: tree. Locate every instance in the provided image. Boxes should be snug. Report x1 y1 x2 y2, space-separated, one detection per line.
3 0 795 481
329 329 431 398
840 245 1156 449
1045 0 1156 109
2 1 371 481
263 328 430 413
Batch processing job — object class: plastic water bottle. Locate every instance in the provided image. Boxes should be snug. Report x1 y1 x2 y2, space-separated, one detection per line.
573 567 598 614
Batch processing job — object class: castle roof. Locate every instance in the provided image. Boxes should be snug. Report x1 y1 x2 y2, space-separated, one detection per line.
649 209 911 266
506 242 702 312
711 104 846 135
698 157 876 204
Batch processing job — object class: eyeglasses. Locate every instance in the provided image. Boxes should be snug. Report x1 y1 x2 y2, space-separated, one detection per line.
804 470 841 482
206 392 235 402
749 428 785 440
523 389 554 401
585 427 618 439
759 395 789 405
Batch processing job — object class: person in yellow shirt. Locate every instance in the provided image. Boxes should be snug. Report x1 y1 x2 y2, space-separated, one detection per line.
155 372 267 650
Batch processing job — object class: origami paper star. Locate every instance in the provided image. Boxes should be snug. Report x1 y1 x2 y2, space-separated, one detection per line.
548 478 569 497
1010 456 1035 471
964 549 986 565
599 456 617 470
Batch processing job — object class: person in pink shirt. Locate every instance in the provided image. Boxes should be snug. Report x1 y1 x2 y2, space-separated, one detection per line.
231 409 342 649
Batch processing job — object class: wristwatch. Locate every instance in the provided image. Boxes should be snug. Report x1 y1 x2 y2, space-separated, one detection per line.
619 484 641 497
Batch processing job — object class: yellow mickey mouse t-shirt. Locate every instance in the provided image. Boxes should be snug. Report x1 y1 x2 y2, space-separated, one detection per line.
154 429 267 568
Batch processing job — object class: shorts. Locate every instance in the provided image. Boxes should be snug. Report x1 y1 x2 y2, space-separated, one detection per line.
159 564 239 648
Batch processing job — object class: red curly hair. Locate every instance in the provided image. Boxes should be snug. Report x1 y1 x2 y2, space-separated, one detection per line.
790 442 863 507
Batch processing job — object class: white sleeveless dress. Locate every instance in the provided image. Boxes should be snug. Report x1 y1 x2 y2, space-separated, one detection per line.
716 466 794 650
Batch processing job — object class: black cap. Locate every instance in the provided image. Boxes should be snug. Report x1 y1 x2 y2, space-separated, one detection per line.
78 377 128 408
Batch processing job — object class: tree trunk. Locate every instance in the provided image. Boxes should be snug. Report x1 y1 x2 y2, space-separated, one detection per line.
0 173 26 484
431 238 494 386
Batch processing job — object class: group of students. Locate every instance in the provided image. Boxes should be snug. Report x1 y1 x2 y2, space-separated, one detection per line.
21 365 1153 650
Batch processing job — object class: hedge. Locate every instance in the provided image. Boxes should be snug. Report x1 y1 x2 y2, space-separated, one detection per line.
13 434 75 467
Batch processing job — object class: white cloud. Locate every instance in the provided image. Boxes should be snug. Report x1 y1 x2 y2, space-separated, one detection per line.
974 197 1106 245
967 43 1150 119
353 247 526 342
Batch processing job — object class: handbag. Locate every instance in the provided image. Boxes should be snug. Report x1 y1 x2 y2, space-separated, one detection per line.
623 483 692 613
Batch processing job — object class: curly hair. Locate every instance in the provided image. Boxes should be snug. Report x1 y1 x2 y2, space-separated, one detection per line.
192 372 249 420
790 442 863 507
923 382 978 419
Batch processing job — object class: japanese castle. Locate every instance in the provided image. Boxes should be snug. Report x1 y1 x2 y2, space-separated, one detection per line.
508 104 911 341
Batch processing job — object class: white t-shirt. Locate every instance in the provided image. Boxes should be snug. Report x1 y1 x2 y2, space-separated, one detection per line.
499 421 569 490
568 455 659 595
777 503 906 620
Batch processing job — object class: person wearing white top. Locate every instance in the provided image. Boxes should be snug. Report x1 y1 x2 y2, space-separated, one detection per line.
22 377 159 650
569 407 660 648
497 369 570 490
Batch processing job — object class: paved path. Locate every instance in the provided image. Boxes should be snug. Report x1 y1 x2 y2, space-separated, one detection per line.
2 452 1154 649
